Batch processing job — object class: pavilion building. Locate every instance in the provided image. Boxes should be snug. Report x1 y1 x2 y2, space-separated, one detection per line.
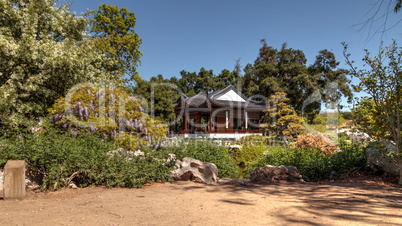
172 85 267 139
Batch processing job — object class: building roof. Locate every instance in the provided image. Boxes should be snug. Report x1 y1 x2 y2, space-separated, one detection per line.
173 85 267 109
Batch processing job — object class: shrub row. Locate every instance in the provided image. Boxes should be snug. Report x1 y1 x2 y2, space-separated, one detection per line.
0 128 173 190
250 143 367 181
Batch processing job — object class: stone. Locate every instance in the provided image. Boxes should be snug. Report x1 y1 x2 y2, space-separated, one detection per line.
329 171 338 180
4 160 26 200
217 178 250 185
248 165 304 183
0 170 3 192
170 157 219 184
366 141 399 176
167 153 176 163
25 175 40 190
69 182 78 189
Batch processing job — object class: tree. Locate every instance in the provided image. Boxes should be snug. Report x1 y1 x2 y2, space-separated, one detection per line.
352 98 391 140
194 68 215 93
0 0 122 131
261 92 305 146
132 75 179 122
88 4 142 83
243 40 352 122
354 0 402 39
343 40 402 184
215 69 241 91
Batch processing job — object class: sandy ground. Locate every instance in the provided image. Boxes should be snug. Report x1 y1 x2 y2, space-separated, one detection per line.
0 180 401 226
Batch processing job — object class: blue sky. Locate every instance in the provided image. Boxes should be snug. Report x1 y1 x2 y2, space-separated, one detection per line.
69 0 402 108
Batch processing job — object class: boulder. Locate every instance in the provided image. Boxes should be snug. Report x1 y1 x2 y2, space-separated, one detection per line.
218 178 250 185
0 169 3 191
170 157 218 184
248 165 304 183
366 141 399 176
25 173 40 189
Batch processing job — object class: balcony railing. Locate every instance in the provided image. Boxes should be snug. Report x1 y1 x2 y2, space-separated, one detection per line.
177 128 261 134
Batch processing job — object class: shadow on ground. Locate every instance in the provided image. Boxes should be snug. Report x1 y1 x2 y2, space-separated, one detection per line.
174 180 402 225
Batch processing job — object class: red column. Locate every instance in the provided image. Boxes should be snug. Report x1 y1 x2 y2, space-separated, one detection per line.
184 116 188 133
209 115 212 133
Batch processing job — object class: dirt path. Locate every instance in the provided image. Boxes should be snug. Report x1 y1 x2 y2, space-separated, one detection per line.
0 181 401 225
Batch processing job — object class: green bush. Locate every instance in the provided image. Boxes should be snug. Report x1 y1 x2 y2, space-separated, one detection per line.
250 143 366 181
230 145 267 178
313 116 327 125
153 140 239 178
0 128 172 190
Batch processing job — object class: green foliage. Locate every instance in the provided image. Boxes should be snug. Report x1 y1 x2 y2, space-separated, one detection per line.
132 75 179 122
344 41 401 166
0 128 172 190
174 68 242 96
341 111 353 120
230 145 267 178
352 97 392 141
251 144 366 181
88 3 142 82
154 140 239 178
261 92 305 143
313 116 327 125
243 40 352 122
0 0 123 131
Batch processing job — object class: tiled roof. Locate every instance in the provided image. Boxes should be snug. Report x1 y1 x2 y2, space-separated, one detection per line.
174 85 267 109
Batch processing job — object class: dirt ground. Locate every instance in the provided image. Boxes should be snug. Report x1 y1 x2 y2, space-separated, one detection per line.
0 179 401 226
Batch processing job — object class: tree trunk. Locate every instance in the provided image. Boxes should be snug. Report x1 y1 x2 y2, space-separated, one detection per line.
398 159 402 185
282 135 288 146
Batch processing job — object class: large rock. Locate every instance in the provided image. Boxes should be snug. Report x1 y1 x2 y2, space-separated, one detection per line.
0 169 3 192
170 157 218 184
218 178 250 185
367 141 400 176
248 165 304 183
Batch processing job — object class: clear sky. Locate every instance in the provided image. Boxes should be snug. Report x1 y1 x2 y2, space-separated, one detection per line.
69 0 402 108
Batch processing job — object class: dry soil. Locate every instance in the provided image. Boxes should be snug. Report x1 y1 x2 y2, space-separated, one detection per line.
0 180 401 225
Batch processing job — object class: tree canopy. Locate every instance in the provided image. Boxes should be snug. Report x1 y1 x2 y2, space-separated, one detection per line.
0 0 122 130
261 92 305 146
88 3 142 83
243 40 352 122
344 40 402 184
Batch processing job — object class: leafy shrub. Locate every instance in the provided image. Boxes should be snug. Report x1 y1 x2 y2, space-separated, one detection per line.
0 128 172 190
230 145 267 178
250 144 367 181
313 116 327 125
338 132 351 141
292 133 338 154
154 139 239 178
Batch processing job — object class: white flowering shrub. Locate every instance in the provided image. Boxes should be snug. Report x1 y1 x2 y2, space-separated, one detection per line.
0 0 123 130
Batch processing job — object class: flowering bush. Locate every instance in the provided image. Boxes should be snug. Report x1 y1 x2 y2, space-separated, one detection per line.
48 84 167 149
292 133 338 154
0 0 123 131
